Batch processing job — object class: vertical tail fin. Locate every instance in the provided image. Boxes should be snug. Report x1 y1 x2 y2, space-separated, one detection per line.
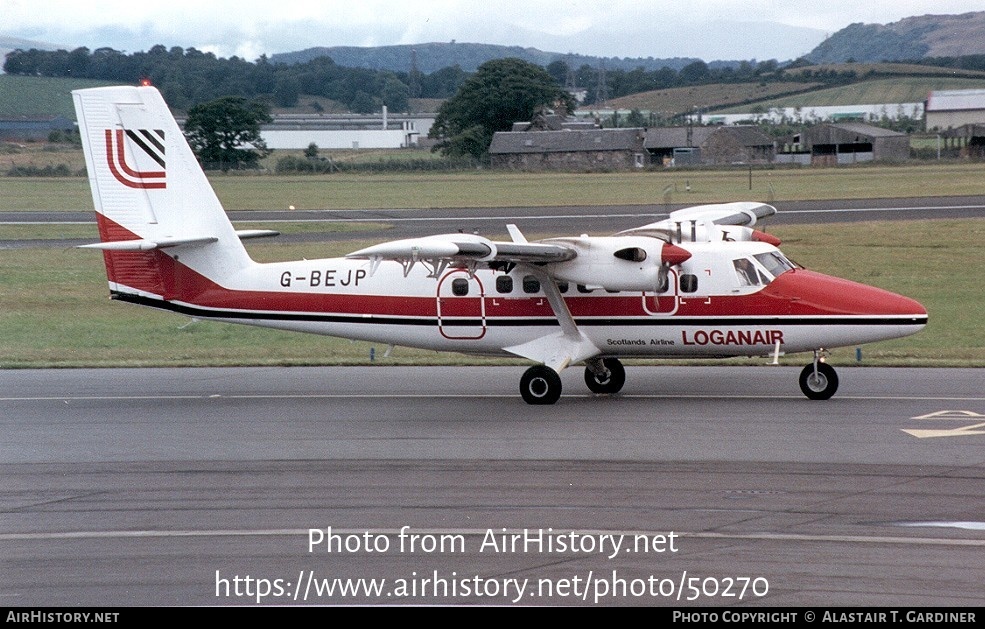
73 85 253 300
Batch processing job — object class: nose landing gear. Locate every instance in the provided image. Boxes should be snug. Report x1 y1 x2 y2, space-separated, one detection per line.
799 351 839 400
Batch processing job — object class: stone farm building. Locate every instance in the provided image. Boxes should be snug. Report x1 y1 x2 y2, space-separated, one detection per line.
788 123 910 166
489 127 647 171
643 126 774 166
488 125 775 171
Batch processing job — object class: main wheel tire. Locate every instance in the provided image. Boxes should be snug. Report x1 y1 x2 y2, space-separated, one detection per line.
799 362 839 400
520 365 562 405
584 358 626 394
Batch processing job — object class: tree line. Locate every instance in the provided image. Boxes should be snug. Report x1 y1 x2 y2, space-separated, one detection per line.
2 45 466 113
4 46 819 114
7 45 983 117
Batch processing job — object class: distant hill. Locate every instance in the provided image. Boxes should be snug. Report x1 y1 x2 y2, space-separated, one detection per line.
1 35 69 72
271 42 707 74
806 12 985 63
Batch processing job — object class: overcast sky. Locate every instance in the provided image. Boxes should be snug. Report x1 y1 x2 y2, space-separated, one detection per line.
5 0 985 62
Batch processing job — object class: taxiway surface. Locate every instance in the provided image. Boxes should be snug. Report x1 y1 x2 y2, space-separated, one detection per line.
5 195 985 249
3 366 984 606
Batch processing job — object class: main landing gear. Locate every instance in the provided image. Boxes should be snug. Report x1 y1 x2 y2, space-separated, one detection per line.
584 357 626 395
519 358 627 405
519 365 563 405
799 351 839 400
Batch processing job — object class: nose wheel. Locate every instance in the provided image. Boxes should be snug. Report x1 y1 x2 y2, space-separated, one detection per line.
799 361 839 400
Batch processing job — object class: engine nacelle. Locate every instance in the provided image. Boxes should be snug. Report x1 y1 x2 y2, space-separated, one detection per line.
542 236 691 292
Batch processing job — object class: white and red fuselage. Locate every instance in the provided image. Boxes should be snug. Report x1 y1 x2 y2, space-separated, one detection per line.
74 85 927 404
96 214 927 360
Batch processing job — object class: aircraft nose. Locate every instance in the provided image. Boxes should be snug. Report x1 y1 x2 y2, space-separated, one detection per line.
768 270 927 319
841 279 927 318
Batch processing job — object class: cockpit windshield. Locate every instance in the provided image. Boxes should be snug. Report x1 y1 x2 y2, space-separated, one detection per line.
753 252 796 280
733 252 796 288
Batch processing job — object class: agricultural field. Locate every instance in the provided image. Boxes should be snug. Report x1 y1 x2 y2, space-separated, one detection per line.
715 77 985 113
604 82 822 116
0 75 118 118
782 62 985 80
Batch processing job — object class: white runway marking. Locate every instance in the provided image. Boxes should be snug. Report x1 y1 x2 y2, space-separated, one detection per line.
10 203 985 225
3 527 983 547
4 394 985 402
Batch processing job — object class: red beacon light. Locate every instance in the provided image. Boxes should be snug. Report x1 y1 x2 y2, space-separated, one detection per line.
139 77 152 87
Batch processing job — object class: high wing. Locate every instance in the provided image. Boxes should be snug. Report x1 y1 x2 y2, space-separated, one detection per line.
345 202 775 278
344 203 776 372
347 232 576 277
347 228 602 371
616 201 776 241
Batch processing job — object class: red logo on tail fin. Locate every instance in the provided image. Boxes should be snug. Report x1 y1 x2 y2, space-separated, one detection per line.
105 129 166 189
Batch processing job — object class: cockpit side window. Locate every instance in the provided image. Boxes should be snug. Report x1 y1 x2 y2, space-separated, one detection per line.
733 258 761 286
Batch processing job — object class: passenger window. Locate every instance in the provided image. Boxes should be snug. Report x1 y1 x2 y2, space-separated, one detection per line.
496 275 513 294
557 281 569 293
522 275 540 294
577 284 594 294
680 274 698 293
451 278 469 296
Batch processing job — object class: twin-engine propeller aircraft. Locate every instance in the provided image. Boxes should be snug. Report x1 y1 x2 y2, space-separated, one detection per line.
73 85 928 404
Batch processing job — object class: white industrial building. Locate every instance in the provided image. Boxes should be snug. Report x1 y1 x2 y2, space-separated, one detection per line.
696 103 924 126
925 89 985 130
260 109 436 150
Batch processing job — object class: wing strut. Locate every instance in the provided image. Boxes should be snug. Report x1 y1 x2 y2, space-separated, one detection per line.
502 265 600 373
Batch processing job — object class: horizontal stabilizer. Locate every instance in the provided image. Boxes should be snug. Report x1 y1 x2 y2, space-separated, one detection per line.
78 236 218 251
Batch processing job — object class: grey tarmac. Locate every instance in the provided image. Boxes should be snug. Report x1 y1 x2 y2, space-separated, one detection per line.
2 366 983 606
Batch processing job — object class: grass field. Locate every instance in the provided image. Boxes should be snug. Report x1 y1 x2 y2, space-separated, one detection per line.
605 82 823 115
0 75 118 118
4 162 985 213
1 218 982 369
3 164 983 369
